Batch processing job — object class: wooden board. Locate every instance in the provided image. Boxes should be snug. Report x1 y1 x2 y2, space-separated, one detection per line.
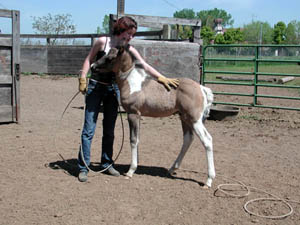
0 9 20 123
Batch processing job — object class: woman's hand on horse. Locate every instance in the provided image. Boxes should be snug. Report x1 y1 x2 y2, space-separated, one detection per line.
157 76 179 91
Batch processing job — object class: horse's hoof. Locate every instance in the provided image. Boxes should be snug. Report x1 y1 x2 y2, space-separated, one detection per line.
168 168 177 175
202 185 210 189
168 171 177 176
124 172 133 178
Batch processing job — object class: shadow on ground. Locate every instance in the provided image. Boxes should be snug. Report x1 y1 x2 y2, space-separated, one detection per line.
46 159 205 186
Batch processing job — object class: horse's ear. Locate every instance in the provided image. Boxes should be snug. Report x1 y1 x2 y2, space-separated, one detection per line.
118 46 125 54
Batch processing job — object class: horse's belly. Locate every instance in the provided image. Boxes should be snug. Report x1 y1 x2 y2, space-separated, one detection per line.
140 108 177 117
121 96 177 117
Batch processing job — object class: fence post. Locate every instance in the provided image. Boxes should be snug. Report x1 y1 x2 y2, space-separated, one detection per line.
199 45 203 84
12 10 20 123
91 36 94 46
162 24 171 40
253 46 259 106
193 26 201 43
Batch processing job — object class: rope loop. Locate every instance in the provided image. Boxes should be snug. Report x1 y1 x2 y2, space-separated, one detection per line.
214 174 299 220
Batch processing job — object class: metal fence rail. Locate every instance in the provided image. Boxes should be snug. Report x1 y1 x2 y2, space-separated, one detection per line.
202 44 300 111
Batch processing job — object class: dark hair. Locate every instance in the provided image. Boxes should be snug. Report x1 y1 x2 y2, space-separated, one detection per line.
112 16 137 35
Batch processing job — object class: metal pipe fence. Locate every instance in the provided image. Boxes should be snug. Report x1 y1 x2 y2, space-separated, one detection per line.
202 44 300 111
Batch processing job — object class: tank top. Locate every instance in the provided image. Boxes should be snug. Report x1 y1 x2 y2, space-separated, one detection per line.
90 37 116 83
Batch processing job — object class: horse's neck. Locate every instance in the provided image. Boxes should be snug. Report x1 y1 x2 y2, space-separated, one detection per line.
117 68 149 96
119 64 135 80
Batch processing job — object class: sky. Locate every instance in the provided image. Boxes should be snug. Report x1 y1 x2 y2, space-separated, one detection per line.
1 0 300 34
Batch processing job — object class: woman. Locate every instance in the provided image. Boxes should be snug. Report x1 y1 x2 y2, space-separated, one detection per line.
78 16 179 182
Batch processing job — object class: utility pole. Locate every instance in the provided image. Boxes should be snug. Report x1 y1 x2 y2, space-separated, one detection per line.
117 0 125 18
110 0 125 34
259 22 263 56
259 22 263 45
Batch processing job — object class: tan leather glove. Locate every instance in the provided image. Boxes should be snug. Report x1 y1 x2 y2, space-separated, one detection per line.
157 76 179 91
78 77 87 94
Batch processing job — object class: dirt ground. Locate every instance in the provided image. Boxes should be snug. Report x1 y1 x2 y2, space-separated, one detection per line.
1 75 300 225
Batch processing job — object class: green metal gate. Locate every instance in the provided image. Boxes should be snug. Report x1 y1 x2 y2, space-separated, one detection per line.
202 45 300 111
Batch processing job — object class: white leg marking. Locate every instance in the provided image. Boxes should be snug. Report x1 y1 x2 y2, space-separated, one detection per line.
125 137 139 178
193 119 215 187
126 114 140 178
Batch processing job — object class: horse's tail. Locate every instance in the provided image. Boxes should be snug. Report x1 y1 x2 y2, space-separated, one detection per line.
201 86 214 121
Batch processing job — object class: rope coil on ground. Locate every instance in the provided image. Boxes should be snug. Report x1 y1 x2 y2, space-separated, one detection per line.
215 175 299 220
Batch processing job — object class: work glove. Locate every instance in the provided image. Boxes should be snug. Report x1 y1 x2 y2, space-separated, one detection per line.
157 75 179 91
78 77 87 94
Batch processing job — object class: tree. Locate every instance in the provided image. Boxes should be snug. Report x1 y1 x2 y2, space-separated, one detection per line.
101 15 110 34
285 22 297 44
177 25 193 40
214 28 244 44
230 28 244 43
173 9 196 40
273 21 286 44
289 20 300 44
173 8 196 19
173 8 233 41
32 13 76 45
214 33 225 44
200 26 214 45
95 26 101 34
196 8 234 28
294 21 300 44
243 21 273 44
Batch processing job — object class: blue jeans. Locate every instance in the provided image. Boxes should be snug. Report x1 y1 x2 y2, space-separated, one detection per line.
78 79 120 172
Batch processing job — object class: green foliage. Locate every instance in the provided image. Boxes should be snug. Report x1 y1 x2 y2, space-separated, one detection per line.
96 15 109 34
214 33 225 44
173 8 196 19
172 7 300 45
233 28 245 43
222 30 235 44
214 28 244 44
285 22 297 44
200 26 215 44
288 20 300 44
292 20 300 44
273 21 286 44
102 15 110 34
95 26 101 34
177 25 193 40
224 28 244 44
243 21 273 44
196 8 234 28
173 9 196 40
173 8 234 40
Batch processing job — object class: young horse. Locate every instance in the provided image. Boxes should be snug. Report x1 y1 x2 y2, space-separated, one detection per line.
92 46 215 188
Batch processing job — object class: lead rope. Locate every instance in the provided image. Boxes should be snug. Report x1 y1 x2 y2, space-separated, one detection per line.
213 173 299 219
177 169 299 220
53 86 125 175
